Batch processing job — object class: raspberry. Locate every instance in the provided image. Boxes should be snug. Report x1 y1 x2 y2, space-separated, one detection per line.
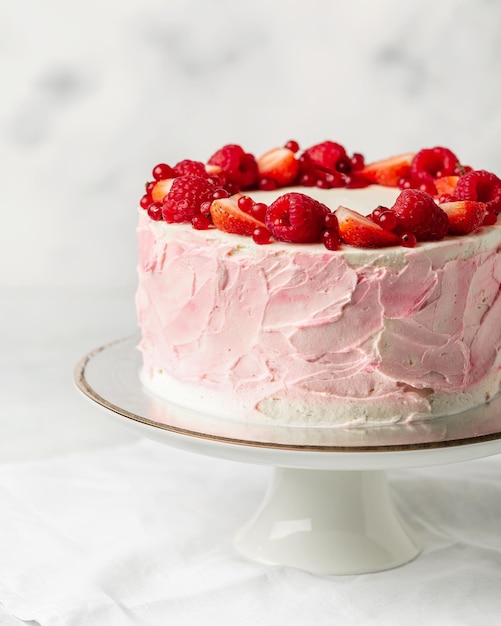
161 175 215 223
455 169 501 215
390 189 449 241
207 144 259 191
173 159 207 178
303 141 348 173
265 192 330 243
411 147 460 180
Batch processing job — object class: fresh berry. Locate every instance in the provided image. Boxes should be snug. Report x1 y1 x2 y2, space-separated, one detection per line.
324 213 339 230
207 144 259 190
335 206 400 248
250 202 267 222
140 194 152 209
210 195 266 236
440 201 487 235
147 202 163 221
411 147 460 180
252 226 272 244
390 189 449 241
212 188 230 199
400 233 417 248
397 175 437 196
173 159 207 178
482 211 498 226
434 175 459 198
377 210 397 231
151 178 174 203
162 176 215 223
237 195 254 213
303 141 348 173
258 177 278 191
359 153 414 187
152 163 175 181
322 229 341 250
191 214 212 230
350 153 365 170
344 174 371 189
257 147 300 186
265 192 330 243
145 181 156 195
284 139 300 153
455 169 501 215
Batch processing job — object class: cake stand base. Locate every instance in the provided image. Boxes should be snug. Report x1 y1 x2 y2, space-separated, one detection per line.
235 467 419 575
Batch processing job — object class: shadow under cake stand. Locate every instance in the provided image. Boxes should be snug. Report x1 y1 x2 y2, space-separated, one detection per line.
75 336 501 575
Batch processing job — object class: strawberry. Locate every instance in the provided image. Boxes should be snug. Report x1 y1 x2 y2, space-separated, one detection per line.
210 195 266 236
335 206 400 248
435 175 459 198
257 147 300 186
440 201 487 235
151 178 174 203
359 153 415 187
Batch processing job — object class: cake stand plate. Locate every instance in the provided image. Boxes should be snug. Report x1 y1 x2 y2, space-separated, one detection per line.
75 337 501 575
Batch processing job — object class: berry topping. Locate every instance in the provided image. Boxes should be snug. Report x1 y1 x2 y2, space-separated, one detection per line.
162 176 215 223
434 175 459 198
455 169 501 215
322 229 341 251
440 201 487 235
257 147 300 186
210 195 266 236
359 153 414 187
303 141 348 173
147 202 163 221
151 178 174 203
390 189 449 241
207 144 259 191
411 147 460 180
265 192 330 243
284 139 300 153
252 226 272 245
335 206 400 248
400 233 417 248
173 159 207 178
152 163 175 181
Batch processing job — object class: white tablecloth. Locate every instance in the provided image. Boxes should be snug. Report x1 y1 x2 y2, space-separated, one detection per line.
2 290 501 626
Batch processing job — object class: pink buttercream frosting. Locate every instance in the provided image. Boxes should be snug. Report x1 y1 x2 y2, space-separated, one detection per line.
136 206 501 426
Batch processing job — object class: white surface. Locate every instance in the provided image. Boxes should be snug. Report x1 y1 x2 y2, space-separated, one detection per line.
2 0 501 623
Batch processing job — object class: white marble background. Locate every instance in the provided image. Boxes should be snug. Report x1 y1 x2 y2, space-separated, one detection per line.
2 0 501 293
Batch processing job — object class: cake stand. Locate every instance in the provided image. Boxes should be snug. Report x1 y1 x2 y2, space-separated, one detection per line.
74 336 501 575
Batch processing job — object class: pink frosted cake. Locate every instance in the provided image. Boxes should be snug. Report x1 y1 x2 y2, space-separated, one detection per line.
136 140 501 427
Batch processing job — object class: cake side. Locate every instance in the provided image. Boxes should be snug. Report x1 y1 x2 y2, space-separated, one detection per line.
137 208 501 427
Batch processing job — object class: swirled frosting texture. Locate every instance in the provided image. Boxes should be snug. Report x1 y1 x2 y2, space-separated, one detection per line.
136 210 501 427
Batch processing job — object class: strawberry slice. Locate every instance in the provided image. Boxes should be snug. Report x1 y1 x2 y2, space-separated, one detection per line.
151 178 174 203
335 206 400 248
440 200 487 235
257 147 300 186
359 153 415 187
210 195 266 236
435 175 459 198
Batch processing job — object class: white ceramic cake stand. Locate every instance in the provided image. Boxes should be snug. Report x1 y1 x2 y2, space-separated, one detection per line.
75 336 501 575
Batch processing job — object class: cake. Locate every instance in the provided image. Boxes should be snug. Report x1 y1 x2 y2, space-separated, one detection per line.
136 140 501 427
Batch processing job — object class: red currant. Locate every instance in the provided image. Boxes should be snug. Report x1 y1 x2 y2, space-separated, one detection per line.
322 229 341 250
251 202 267 222
152 163 175 181
140 194 152 209
213 188 230 199
400 232 417 248
378 211 397 231
192 214 212 230
252 226 271 244
147 202 163 221
238 195 254 213
284 140 300 153
259 177 278 191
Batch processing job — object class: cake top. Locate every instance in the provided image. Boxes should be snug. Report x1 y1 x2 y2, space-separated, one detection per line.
139 140 501 250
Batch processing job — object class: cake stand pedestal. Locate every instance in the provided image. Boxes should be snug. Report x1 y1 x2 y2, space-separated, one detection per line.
74 337 501 575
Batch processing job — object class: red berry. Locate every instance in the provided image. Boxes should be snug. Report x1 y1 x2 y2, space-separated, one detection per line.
440 200 487 235
161 176 215 223
284 140 300 153
208 144 259 190
390 189 449 241
303 141 347 173
258 176 279 190
210 196 265 236
152 163 175 181
140 194 152 209
411 147 460 179
359 153 414 187
191 214 212 230
252 226 272 244
324 213 339 230
350 153 365 170
212 188 230 199
147 202 163 221
322 229 341 250
265 192 331 243
400 233 417 248
237 195 254 213
335 206 400 248
173 159 207 178
250 202 268 223
455 169 501 215
378 210 397 231
483 211 498 226
145 181 156 194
